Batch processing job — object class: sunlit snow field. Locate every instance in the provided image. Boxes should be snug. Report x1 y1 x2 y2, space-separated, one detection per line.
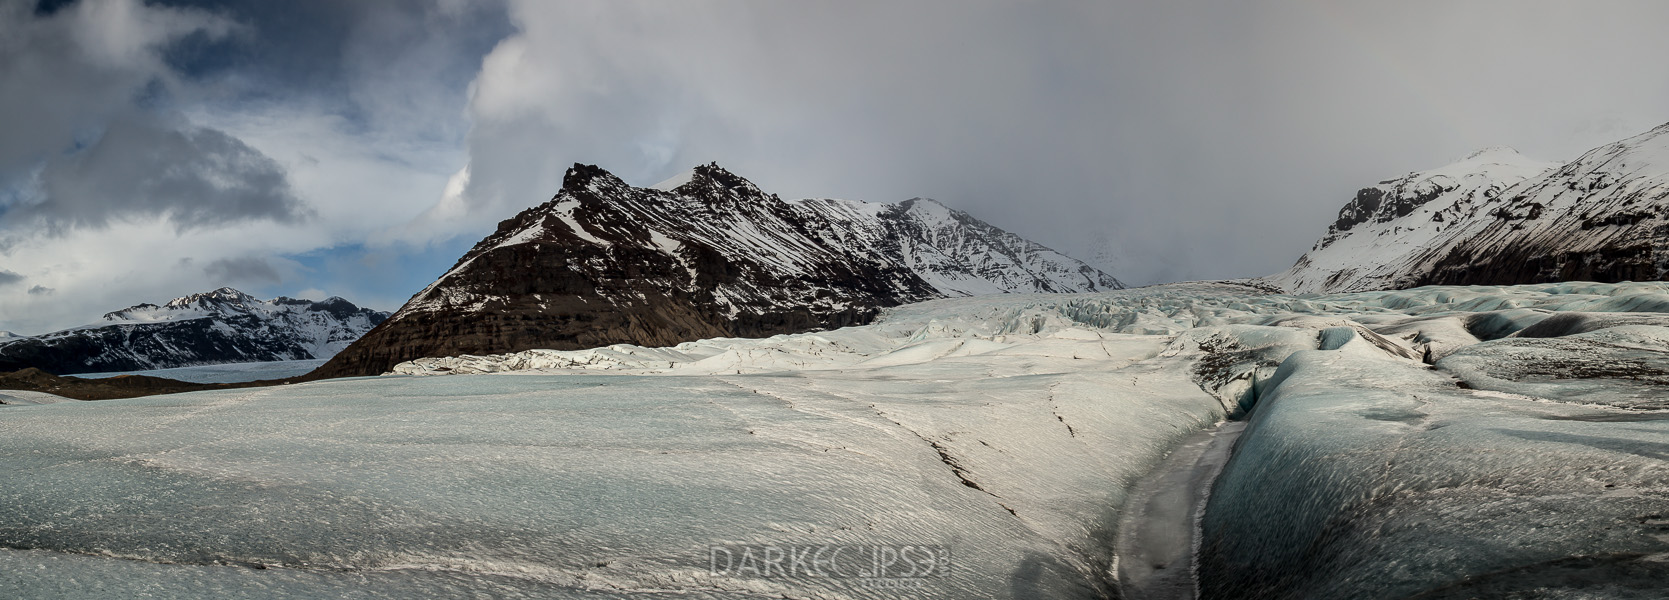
3 282 1668 598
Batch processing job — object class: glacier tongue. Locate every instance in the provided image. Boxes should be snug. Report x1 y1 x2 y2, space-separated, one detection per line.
2 281 1668 598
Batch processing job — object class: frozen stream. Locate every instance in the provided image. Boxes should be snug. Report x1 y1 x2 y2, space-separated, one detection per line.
4 281 1669 598
1114 420 1245 600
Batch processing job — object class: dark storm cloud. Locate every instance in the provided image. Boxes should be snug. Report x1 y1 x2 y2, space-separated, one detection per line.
0 0 514 335
202 256 282 285
150 0 511 139
0 0 305 234
0 0 508 240
27 285 53 296
0 270 22 287
20 115 310 232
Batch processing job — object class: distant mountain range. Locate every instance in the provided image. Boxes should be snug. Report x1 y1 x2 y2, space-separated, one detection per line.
313 162 1123 377
1271 123 1669 293
16 120 1667 381
0 288 388 375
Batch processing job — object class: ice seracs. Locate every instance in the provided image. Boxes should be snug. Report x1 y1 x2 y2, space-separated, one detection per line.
314 161 1123 377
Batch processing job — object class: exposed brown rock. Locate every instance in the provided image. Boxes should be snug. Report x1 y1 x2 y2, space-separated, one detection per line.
312 162 1119 379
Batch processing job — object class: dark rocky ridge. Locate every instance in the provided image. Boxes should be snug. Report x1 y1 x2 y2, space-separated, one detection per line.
313 163 1121 378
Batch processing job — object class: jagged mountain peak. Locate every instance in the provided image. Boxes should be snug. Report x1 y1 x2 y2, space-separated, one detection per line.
1458 146 1525 162
559 163 625 192
163 287 257 309
316 162 1123 377
100 288 376 325
104 287 257 321
670 163 774 207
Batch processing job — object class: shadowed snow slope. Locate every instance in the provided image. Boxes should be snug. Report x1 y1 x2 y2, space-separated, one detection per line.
2 281 1666 598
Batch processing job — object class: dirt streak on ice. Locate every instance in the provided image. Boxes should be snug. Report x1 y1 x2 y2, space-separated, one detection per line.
1115 420 1246 600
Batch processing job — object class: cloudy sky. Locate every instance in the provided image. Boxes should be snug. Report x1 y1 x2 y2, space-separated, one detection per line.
3 0 1668 334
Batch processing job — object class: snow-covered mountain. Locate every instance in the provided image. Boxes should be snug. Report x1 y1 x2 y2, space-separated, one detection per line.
0 287 388 375
1268 147 1559 293
314 162 1122 377
1272 123 1669 293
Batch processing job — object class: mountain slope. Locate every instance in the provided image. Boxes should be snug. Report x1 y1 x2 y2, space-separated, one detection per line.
1267 147 1559 293
314 163 1122 377
0 288 389 375
1274 123 1669 294
1417 124 1669 287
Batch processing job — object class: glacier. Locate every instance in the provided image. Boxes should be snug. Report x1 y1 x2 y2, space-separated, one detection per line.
75 358 329 384
2 282 1667 598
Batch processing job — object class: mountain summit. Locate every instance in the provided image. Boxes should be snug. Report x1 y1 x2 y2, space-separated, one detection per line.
314 162 1122 377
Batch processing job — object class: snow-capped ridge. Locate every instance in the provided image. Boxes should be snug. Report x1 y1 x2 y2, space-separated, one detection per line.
1 288 391 375
1458 146 1523 161
1272 121 1669 294
164 287 256 308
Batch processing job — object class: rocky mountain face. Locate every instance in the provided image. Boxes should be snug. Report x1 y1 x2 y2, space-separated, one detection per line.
314 163 1122 378
1271 123 1669 293
0 288 389 375
1267 147 1559 294
1416 124 1669 287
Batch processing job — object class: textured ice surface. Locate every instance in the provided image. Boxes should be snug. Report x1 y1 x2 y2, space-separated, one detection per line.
4 281 1668 598
1199 294 1669 598
0 287 1251 599
75 358 329 384
0 389 72 406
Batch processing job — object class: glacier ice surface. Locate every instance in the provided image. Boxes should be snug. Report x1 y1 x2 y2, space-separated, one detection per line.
3 281 1668 598
75 358 329 384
